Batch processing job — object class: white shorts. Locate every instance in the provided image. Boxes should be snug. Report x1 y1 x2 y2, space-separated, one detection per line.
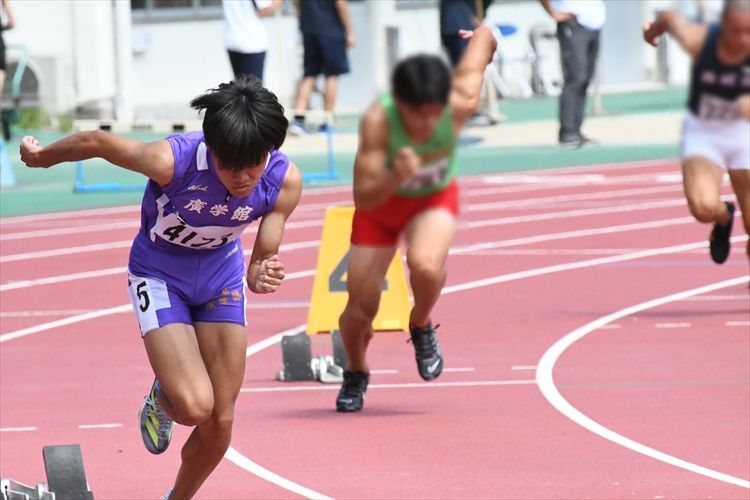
681 113 750 170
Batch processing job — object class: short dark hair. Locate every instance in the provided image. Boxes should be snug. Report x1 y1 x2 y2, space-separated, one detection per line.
392 54 452 107
191 74 288 171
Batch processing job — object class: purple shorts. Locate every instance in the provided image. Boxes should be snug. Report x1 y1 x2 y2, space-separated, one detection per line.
127 234 247 336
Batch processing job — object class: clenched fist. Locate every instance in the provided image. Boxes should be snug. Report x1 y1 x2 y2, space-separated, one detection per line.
20 136 46 168
250 254 285 293
393 147 421 183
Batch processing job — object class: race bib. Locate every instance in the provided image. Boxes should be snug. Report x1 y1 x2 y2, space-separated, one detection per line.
400 158 450 191
150 195 250 250
698 93 740 121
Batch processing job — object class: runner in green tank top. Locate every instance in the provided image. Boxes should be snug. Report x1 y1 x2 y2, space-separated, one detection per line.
335 25 497 412
380 92 458 197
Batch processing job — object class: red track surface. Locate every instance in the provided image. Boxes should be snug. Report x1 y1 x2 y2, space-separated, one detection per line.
1 160 748 499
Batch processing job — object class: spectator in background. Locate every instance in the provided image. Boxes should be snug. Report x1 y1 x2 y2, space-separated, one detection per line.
223 0 282 82
289 0 355 136
540 0 606 148
439 0 496 126
0 0 16 99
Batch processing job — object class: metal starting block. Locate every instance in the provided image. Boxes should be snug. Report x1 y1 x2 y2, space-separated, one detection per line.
1 444 94 500
277 330 348 383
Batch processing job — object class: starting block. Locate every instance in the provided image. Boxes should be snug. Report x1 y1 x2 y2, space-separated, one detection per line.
1 444 94 500
277 330 348 384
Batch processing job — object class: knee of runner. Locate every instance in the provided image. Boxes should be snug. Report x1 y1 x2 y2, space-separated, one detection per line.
408 257 445 282
344 298 379 325
687 197 721 223
171 389 214 426
201 411 235 442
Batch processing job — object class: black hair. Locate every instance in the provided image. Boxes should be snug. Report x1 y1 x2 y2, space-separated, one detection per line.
190 74 288 171
391 54 452 107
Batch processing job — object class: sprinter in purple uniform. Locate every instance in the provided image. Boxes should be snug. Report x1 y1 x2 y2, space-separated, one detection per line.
20 75 302 499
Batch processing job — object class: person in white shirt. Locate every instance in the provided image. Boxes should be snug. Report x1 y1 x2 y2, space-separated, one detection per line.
223 0 282 81
540 0 606 147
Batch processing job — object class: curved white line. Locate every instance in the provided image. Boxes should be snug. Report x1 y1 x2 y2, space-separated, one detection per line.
536 275 750 489
225 324 333 500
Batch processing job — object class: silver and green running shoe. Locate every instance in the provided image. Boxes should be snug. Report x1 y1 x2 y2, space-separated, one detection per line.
138 379 174 455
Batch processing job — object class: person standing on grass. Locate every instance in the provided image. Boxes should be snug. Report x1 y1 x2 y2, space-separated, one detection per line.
288 0 355 135
223 0 282 82
540 0 606 148
335 26 496 413
644 0 750 268
19 75 302 500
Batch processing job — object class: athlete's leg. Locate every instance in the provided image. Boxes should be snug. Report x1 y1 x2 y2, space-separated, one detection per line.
682 156 730 225
294 76 316 114
338 245 396 373
728 168 750 260
404 208 456 328
143 324 214 426
169 321 247 500
323 76 338 113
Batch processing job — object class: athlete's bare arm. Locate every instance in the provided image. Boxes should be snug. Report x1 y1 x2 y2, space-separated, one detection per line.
246 162 302 294
352 104 418 211
643 11 708 61
449 24 497 130
19 131 175 186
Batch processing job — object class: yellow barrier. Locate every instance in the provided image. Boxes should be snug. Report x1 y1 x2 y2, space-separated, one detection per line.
306 206 411 334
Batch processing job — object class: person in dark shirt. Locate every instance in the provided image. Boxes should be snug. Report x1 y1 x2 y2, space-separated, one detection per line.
644 0 750 268
289 0 356 135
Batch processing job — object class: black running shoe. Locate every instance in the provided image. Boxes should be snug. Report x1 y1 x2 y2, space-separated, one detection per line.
409 323 443 381
336 371 369 413
710 202 735 264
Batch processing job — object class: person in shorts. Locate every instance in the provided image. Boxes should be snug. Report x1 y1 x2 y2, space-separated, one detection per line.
644 0 750 267
288 0 355 135
335 26 497 412
20 75 302 500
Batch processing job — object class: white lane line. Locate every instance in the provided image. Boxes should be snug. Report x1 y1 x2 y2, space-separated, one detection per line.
654 322 692 329
443 367 475 373
240 379 536 394
511 365 537 371
0 309 100 318
370 369 399 375
443 236 747 296
681 295 750 302
453 216 695 255
0 241 133 263
467 184 681 212
0 302 310 318
0 305 132 343
536 275 750 489
0 220 140 241
726 321 750 327
1 262 316 292
0 426 37 432
464 198 687 229
598 324 621 330
79 423 123 430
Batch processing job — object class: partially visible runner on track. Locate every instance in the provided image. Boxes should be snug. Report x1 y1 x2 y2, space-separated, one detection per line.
644 0 750 270
335 25 496 412
19 74 302 500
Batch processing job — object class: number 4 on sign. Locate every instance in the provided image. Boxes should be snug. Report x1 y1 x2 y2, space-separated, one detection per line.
328 251 387 292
